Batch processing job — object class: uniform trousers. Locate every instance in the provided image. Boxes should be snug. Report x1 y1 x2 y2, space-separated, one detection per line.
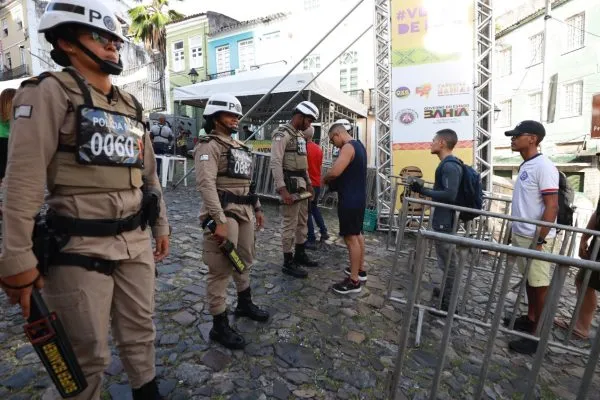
203 216 254 315
282 198 308 253
42 246 156 400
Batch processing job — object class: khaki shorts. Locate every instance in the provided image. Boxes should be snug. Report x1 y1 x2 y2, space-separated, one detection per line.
511 233 553 287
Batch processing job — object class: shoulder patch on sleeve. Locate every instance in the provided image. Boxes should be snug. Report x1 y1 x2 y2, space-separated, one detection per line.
13 105 33 119
199 154 209 161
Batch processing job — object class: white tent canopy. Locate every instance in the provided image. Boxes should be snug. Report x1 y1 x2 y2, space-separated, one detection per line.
173 67 368 120
0 77 29 92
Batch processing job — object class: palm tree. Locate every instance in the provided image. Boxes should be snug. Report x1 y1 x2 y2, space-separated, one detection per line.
128 0 186 63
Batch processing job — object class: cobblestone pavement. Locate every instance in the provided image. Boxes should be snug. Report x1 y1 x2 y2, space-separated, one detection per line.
0 184 599 399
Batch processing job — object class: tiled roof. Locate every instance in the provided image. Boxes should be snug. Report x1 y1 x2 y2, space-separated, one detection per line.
166 12 208 26
210 12 289 36
495 0 571 39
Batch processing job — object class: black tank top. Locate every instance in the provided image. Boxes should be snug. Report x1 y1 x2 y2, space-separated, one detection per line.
337 140 367 209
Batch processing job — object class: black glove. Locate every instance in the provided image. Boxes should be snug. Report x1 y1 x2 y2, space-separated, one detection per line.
410 181 422 193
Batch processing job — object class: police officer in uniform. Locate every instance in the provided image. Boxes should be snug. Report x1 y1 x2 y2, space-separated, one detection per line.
0 1 169 399
270 101 320 278
195 93 269 350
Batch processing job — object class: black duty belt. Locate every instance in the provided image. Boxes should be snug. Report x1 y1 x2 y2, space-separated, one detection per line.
283 170 306 178
218 191 256 206
54 253 119 276
47 209 143 237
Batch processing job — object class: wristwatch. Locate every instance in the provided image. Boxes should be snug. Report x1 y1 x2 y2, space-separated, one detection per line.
536 237 547 245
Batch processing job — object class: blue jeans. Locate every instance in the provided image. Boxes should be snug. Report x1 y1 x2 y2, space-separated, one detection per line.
307 187 327 242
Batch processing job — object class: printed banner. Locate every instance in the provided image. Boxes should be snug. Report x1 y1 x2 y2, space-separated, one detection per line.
390 0 475 184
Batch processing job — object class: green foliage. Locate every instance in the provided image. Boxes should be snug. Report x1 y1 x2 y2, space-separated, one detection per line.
127 0 186 58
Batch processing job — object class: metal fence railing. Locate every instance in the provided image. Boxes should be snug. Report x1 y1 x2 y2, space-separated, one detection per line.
386 196 600 400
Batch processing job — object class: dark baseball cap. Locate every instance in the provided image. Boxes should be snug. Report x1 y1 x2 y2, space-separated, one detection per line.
504 120 546 141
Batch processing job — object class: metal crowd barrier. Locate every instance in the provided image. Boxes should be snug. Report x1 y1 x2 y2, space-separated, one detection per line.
384 177 513 252
386 197 600 400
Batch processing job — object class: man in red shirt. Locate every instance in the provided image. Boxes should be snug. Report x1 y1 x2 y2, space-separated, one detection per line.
304 126 329 249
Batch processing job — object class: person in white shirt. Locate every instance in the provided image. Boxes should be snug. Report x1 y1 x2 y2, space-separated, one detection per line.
504 120 559 355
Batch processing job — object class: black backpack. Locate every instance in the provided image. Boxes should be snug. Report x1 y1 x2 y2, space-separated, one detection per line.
557 171 575 226
448 159 484 221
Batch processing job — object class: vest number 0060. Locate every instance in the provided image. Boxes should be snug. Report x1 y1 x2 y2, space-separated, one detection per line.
90 132 136 158
234 160 251 176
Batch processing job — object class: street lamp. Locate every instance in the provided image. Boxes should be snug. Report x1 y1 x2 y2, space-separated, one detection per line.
188 68 199 84
493 104 501 122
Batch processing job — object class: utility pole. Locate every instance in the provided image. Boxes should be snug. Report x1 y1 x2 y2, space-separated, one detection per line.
540 0 552 123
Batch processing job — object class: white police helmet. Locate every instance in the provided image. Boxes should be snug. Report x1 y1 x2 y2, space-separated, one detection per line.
203 94 243 118
38 0 126 42
294 101 319 120
335 119 352 132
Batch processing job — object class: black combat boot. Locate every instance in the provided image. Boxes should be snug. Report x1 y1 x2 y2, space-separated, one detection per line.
209 311 246 350
282 252 308 278
234 287 270 322
294 243 319 267
132 377 162 400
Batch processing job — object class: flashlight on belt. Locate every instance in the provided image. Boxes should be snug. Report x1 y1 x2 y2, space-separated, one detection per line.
24 289 87 398
202 217 247 274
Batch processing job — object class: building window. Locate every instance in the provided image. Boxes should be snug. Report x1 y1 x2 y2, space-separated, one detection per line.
189 36 203 68
216 45 230 73
498 100 512 127
564 172 584 192
172 40 184 72
497 47 512 76
528 92 542 120
339 50 358 91
529 33 544 65
340 69 348 91
565 13 584 51
561 81 583 118
339 50 358 66
262 31 280 42
1 18 7 37
15 8 22 30
304 0 320 11
238 38 255 70
494 170 512 180
303 54 320 71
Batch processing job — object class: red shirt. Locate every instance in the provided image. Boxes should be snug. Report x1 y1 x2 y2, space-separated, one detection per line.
306 141 323 187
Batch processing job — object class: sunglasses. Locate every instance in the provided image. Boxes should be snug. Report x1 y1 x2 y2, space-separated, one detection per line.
89 31 124 51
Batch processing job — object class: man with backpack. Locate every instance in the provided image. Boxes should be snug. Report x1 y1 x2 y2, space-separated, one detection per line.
410 129 465 312
504 120 559 355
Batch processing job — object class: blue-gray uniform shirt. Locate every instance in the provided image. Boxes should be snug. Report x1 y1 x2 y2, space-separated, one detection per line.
420 155 463 232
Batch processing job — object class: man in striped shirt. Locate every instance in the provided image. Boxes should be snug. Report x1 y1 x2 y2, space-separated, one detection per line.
505 120 559 355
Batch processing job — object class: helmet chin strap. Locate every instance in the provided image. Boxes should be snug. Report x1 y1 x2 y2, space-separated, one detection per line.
73 39 123 75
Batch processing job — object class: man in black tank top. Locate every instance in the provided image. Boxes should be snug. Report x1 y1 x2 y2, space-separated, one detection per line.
323 123 368 294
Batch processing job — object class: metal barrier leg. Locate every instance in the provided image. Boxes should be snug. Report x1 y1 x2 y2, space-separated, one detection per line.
386 197 410 300
173 165 195 189
429 246 468 400
415 307 424 348
524 264 569 400
576 318 600 400
389 242 426 399
386 180 400 250
460 220 486 314
474 222 515 399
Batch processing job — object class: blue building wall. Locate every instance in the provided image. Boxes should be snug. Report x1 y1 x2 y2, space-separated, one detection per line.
207 31 254 75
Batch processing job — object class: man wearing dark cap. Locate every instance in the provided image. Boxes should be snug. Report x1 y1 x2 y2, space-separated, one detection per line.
504 120 559 355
